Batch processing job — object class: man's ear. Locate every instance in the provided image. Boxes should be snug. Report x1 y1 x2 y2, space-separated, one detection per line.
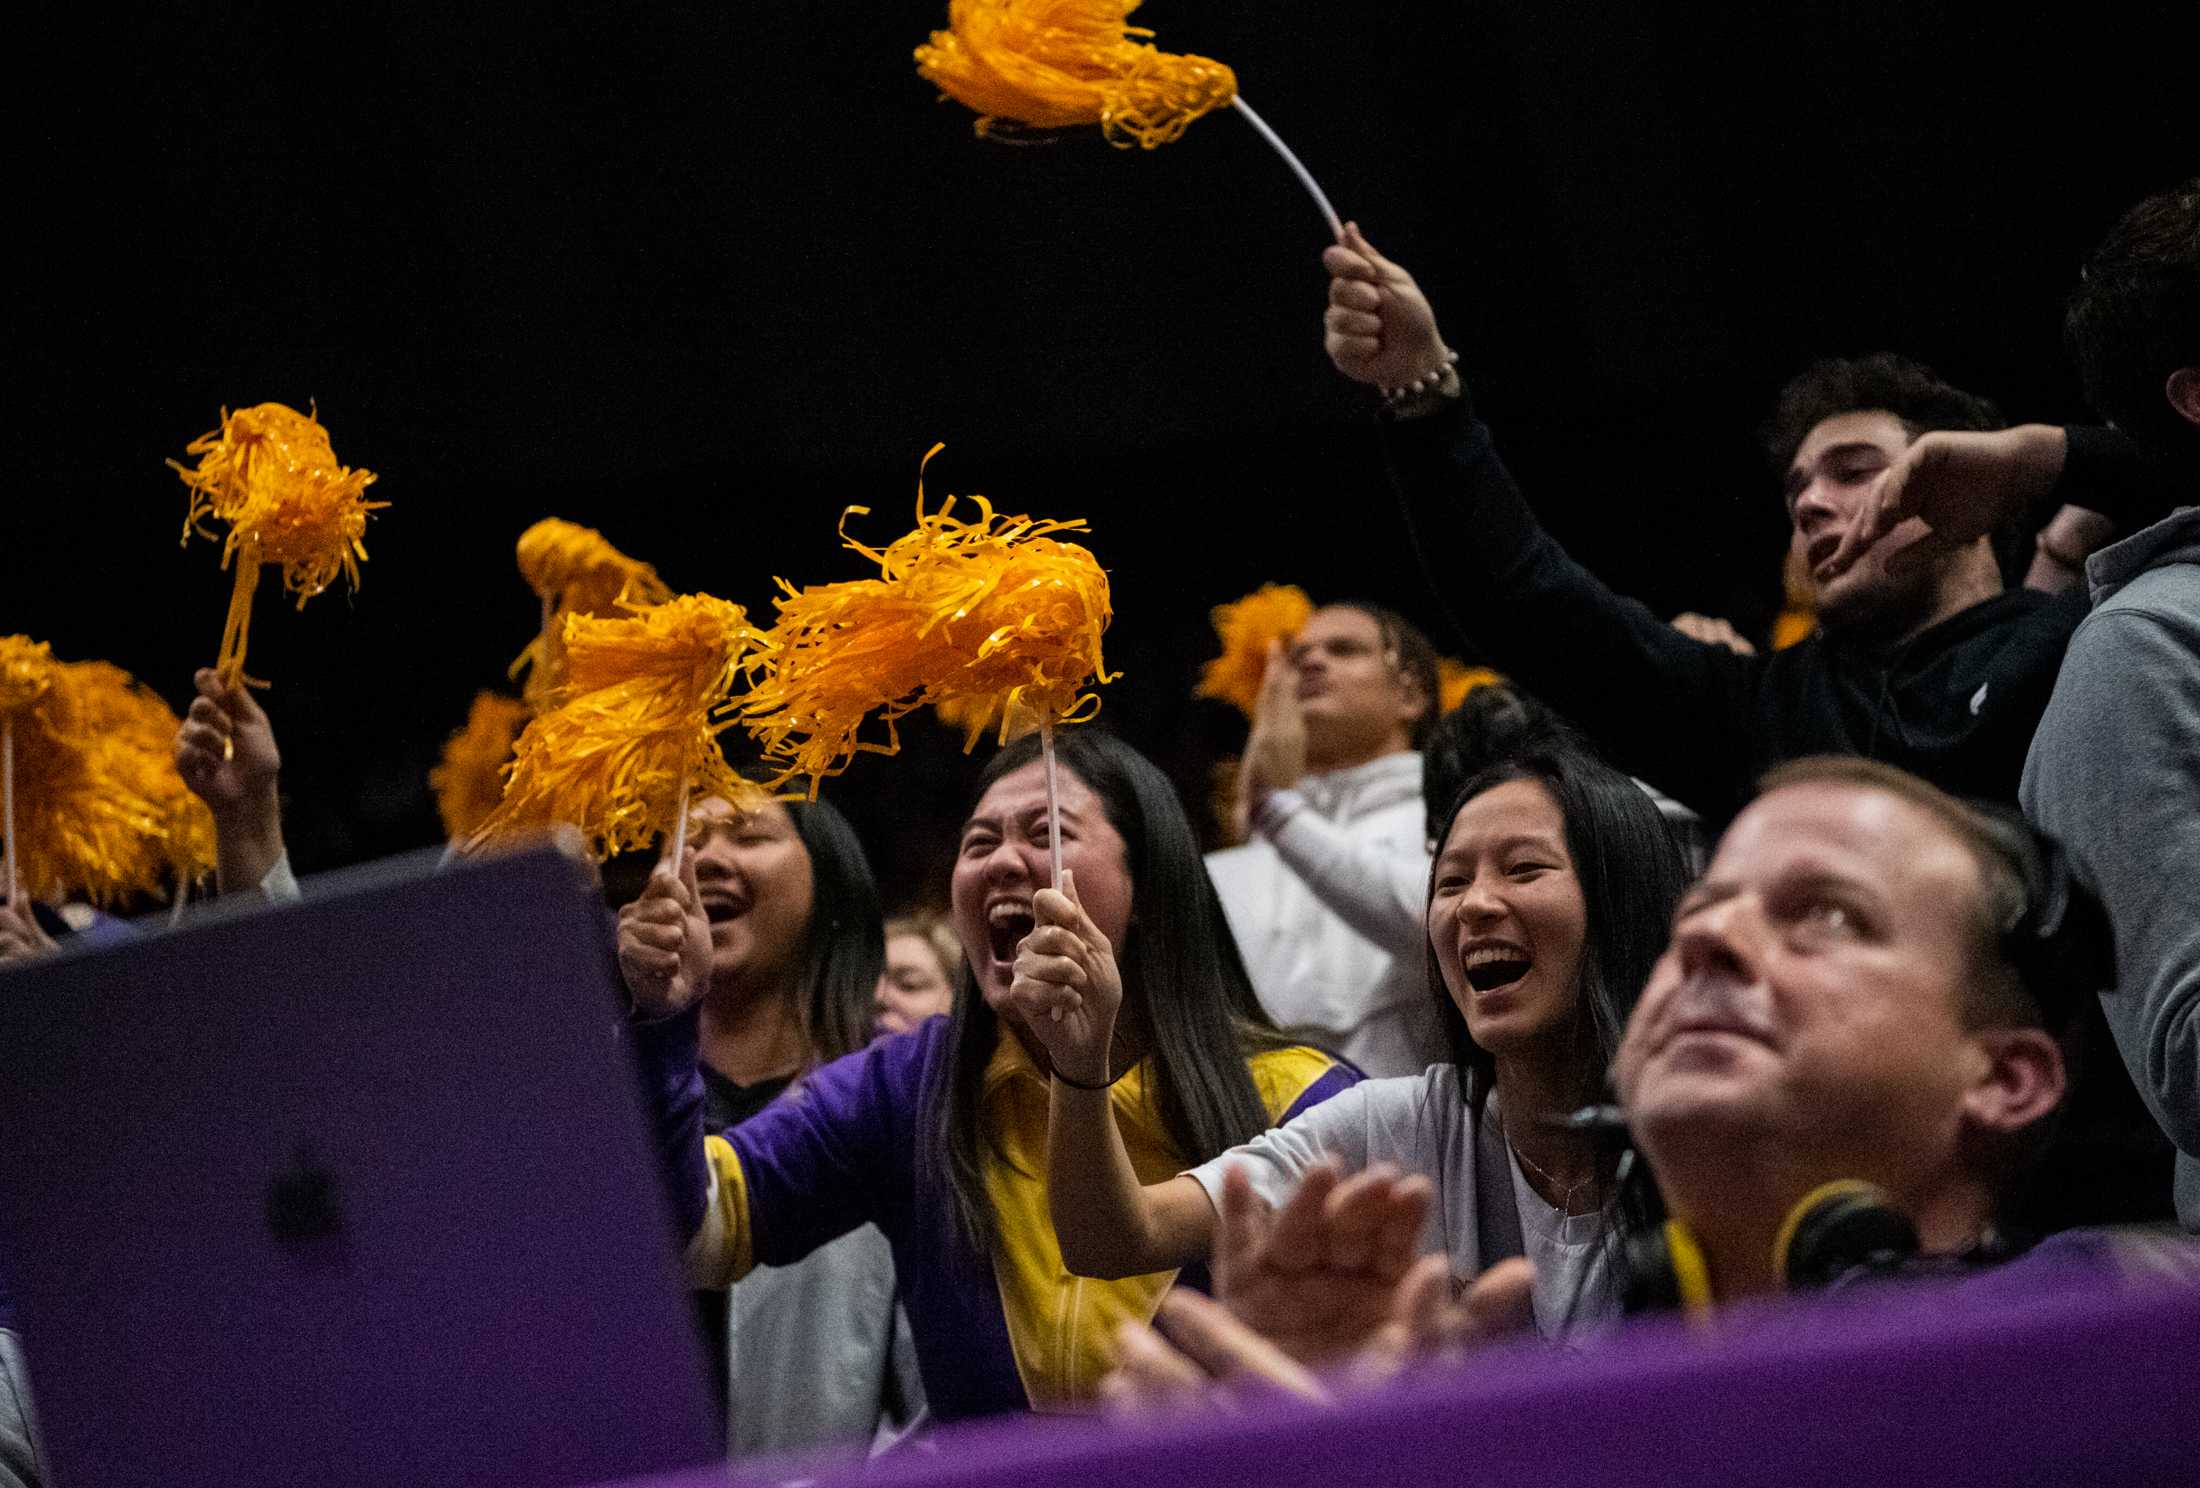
1961 1025 2067 1138
1394 666 1432 732
2165 367 2200 430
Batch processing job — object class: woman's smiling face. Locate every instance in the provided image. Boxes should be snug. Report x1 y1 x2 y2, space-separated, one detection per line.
1427 777 1589 1057
949 759 1132 1027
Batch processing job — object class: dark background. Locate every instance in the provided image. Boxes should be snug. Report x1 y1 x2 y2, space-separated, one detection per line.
12 0 2192 908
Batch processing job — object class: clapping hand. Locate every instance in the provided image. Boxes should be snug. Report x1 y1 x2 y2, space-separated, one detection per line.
1235 640 1308 838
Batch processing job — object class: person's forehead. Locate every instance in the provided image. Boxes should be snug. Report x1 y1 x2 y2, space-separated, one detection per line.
693 795 786 828
1440 777 1564 856
1792 409 1910 472
1300 605 1382 644
1717 781 1977 899
966 758 1097 822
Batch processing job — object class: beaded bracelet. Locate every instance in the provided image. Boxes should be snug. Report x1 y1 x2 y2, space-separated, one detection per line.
1381 349 1460 407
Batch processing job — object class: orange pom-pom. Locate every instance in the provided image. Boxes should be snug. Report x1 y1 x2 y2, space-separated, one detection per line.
170 402 386 685
1194 583 1313 719
429 691 532 843
742 448 1115 794
914 0 1237 149
474 595 767 861
1436 659 1504 715
1 635 57 717
2 642 211 905
512 519 673 705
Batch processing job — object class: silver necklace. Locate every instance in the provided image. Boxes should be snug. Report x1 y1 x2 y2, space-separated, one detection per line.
1509 1139 1598 1216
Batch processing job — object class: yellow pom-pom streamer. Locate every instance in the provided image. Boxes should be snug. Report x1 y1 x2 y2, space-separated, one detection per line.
1 641 212 908
913 0 1341 234
1194 583 1313 719
65 662 218 901
170 402 386 687
741 445 1115 799
429 691 532 844
473 595 767 862
512 518 674 706
914 0 1236 148
1437 659 1505 715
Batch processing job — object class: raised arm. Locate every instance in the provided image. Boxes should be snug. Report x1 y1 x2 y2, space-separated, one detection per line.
1824 423 2180 583
620 854 908 1287
1004 873 1222 1278
1321 225 1767 817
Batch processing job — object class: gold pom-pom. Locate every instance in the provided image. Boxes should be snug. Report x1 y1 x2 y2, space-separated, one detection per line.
914 0 1237 149
170 402 386 685
65 662 218 893
429 691 532 843
1 635 57 716
1194 583 1313 719
742 448 1115 794
474 595 767 861
2 643 211 905
512 518 673 705
1437 659 1504 715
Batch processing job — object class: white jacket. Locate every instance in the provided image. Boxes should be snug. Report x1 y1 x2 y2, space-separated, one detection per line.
1206 752 1449 1077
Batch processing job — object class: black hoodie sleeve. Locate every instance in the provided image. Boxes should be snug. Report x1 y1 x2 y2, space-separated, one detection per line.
1380 389 1768 817
2050 425 2184 533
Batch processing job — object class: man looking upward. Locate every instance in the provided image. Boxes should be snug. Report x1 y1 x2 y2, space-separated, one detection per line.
1207 603 1450 1077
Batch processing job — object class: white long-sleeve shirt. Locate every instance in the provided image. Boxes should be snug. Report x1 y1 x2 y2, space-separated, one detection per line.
1205 752 1449 1077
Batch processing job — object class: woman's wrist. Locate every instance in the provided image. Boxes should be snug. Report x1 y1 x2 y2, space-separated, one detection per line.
1052 1058 1125 1092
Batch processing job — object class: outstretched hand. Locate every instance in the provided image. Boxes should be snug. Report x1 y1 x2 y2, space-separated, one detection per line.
1819 424 2068 581
1097 1163 1538 1420
1321 223 1452 390
617 846 712 1019
1215 1161 1432 1367
1005 869 1123 1087
1669 613 1758 656
1099 1289 1330 1418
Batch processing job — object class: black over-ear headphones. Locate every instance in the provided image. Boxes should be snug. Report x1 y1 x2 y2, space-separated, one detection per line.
1620 1180 1924 1317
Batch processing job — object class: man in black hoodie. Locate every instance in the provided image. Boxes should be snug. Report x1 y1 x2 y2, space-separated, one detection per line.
1318 224 2170 821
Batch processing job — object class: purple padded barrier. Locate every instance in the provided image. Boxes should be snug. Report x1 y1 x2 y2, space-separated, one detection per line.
0 845 719 1488
603 1261 2196 1488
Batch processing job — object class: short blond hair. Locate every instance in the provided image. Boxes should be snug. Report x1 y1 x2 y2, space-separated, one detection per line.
884 912 962 983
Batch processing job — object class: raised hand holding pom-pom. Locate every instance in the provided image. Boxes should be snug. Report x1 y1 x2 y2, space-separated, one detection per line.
1321 223 1454 394
1005 869 1124 1088
617 846 712 1019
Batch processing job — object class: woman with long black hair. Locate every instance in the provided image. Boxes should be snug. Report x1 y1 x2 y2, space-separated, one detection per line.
621 731 1357 1422
1017 744 1689 1340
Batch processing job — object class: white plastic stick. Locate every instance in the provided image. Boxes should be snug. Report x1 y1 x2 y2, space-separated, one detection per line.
668 765 694 869
1230 94 1342 242
3 718 16 908
1040 723 1064 889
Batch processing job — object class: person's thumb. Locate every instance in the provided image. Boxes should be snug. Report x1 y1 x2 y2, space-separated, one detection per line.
1344 221 1398 277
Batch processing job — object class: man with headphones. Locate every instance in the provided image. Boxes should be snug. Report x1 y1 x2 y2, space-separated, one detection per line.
1099 757 2187 1407
1609 756 2111 1310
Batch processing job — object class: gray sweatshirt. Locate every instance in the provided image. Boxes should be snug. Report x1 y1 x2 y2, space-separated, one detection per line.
2022 506 2200 1230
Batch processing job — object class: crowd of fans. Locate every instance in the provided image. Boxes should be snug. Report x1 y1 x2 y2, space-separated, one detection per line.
1 176 2193 1481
